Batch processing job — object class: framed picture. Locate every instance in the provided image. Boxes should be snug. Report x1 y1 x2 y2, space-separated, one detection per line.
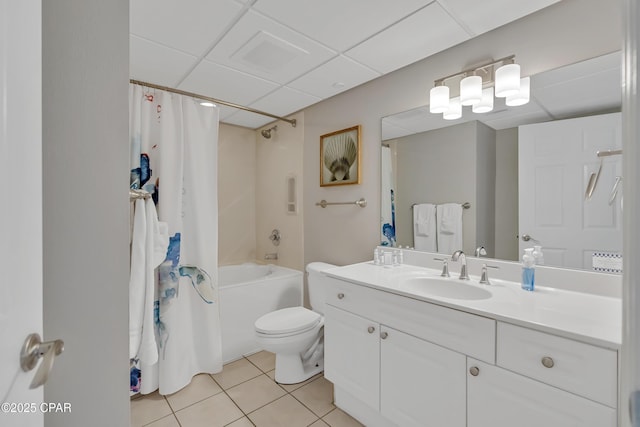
320 125 361 186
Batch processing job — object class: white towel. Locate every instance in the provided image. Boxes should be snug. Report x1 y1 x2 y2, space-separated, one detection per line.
413 204 437 251
437 203 463 254
129 198 169 365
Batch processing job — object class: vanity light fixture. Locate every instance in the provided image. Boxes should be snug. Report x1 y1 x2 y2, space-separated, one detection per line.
428 55 529 118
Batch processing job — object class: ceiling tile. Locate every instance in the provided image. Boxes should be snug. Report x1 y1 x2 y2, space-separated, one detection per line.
130 36 199 87
250 87 321 116
179 59 279 106
130 0 242 56
288 55 380 99
206 10 336 84
346 2 470 74
253 0 435 52
438 0 561 36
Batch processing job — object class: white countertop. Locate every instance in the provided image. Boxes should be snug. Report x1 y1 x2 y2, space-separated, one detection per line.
325 262 622 349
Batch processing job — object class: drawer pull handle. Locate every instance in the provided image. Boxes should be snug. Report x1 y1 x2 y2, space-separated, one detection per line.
541 356 555 368
380 332 388 339
469 366 480 376
367 326 375 334
337 293 345 299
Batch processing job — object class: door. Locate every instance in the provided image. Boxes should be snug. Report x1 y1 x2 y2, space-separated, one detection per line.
324 305 380 411
0 1 44 426
467 359 616 427
380 326 466 427
519 113 622 269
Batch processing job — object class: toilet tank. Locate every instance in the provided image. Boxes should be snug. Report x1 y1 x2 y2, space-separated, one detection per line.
306 262 337 315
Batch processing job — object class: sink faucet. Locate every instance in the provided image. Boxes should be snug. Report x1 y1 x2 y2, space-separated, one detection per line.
451 250 469 280
475 246 487 257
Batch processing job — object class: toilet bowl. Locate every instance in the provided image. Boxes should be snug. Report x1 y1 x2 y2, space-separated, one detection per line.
254 262 336 384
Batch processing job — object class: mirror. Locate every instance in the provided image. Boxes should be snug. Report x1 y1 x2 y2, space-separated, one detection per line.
380 51 622 271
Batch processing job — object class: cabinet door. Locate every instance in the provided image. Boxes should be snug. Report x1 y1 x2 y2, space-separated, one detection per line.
467 359 616 427
380 326 466 427
324 304 380 410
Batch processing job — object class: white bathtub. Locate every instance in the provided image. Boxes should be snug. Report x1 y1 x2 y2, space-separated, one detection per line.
219 263 303 363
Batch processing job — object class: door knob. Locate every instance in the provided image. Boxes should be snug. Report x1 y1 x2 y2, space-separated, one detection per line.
20 333 64 389
521 234 540 243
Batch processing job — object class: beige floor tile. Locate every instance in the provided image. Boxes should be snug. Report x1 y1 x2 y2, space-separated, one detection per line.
248 395 318 427
144 414 180 427
322 408 364 427
175 393 244 427
226 374 287 413
309 420 330 427
267 369 323 392
130 391 173 427
225 416 255 427
212 358 262 390
246 351 276 373
165 373 223 411
291 376 335 417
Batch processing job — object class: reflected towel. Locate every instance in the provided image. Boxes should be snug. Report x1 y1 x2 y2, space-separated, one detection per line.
437 203 463 254
413 204 437 251
129 199 146 360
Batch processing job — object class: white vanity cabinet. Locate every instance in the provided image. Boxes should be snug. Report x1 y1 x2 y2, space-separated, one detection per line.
323 273 619 427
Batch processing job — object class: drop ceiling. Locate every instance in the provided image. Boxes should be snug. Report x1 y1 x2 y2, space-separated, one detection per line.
130 0 561 129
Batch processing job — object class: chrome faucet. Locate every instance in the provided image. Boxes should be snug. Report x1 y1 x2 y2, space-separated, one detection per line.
479 263 499 285
451 250 469 280
475 246 487 257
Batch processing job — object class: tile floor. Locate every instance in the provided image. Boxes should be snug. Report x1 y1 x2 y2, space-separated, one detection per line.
131 351 363 427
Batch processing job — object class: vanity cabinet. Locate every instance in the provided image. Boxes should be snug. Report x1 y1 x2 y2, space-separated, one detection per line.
323 275 618 427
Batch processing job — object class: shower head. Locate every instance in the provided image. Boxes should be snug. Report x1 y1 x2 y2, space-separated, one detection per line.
261 125 277 139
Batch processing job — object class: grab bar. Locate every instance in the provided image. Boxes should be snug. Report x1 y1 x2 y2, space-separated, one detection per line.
316 198 367 208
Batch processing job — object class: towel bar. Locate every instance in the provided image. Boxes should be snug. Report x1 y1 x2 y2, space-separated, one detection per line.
316 198 367 208
410 202 470 209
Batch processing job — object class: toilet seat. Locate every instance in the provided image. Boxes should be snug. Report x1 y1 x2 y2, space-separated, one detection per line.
255 307 321 337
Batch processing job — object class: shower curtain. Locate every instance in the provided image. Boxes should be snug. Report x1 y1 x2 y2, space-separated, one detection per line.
381 145 396 246
129 84 222 395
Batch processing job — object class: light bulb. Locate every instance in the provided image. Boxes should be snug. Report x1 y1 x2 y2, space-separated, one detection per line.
460 75 482 106
506 77 530 106
443 97 462 120
473 87 494 113
429 85 450 113
495 63 521 98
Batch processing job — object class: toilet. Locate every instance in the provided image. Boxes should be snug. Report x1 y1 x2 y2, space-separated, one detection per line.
254 262 336 384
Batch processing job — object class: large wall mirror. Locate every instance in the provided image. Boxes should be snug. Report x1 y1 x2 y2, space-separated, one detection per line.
380 51 622 272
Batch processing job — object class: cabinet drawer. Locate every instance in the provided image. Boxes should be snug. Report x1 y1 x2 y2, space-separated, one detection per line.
326 277 495 363
497 322 617 407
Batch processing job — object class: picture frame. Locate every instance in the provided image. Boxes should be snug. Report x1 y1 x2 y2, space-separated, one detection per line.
320 125 361 186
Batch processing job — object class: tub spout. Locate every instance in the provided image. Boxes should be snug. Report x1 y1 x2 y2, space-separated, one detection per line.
265 253 278 260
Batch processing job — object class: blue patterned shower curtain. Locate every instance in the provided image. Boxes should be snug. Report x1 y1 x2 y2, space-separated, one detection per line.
129 84 222 395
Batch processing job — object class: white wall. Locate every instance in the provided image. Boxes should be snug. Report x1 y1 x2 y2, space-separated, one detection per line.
302 0 620 267
219 123 258 266
475 122 497 258
42 1 130 426
495 128 519 260
256 112 305 271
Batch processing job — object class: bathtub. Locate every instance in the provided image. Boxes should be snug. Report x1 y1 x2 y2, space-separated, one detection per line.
219 263 303 363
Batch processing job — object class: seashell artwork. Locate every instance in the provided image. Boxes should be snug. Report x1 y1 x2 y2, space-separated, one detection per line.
320 125 361 186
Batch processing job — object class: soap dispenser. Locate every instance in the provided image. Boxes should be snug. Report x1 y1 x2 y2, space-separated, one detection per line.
521 248 535 291
533 245 544 265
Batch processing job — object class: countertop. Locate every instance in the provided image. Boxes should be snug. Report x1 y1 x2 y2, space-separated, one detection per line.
325 262 622 349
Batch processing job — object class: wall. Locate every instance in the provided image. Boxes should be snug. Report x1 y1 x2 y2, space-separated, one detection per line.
256 112 305 271
302 0 620 267
495 128 519 260
219 123 258 265
42 1 130 426
475 122 497 257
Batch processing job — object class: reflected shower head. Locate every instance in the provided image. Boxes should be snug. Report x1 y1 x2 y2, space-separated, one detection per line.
261 125 277 139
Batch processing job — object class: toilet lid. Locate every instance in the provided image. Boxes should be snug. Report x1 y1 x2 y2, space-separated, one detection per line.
255 307 321 335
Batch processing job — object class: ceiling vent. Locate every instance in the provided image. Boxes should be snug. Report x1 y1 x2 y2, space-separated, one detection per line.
231 31 309 74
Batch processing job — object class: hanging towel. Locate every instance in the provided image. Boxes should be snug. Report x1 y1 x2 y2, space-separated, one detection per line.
413 204 437 251
129 198 169 365
129 199 147 360
437 203 463 254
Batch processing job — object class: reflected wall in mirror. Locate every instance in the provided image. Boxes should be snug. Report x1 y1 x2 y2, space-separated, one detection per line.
380 51 622 272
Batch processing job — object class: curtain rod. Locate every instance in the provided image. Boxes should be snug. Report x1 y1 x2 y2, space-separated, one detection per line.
130 79 297 128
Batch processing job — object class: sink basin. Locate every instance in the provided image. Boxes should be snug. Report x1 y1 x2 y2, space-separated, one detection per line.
399 277 491 300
